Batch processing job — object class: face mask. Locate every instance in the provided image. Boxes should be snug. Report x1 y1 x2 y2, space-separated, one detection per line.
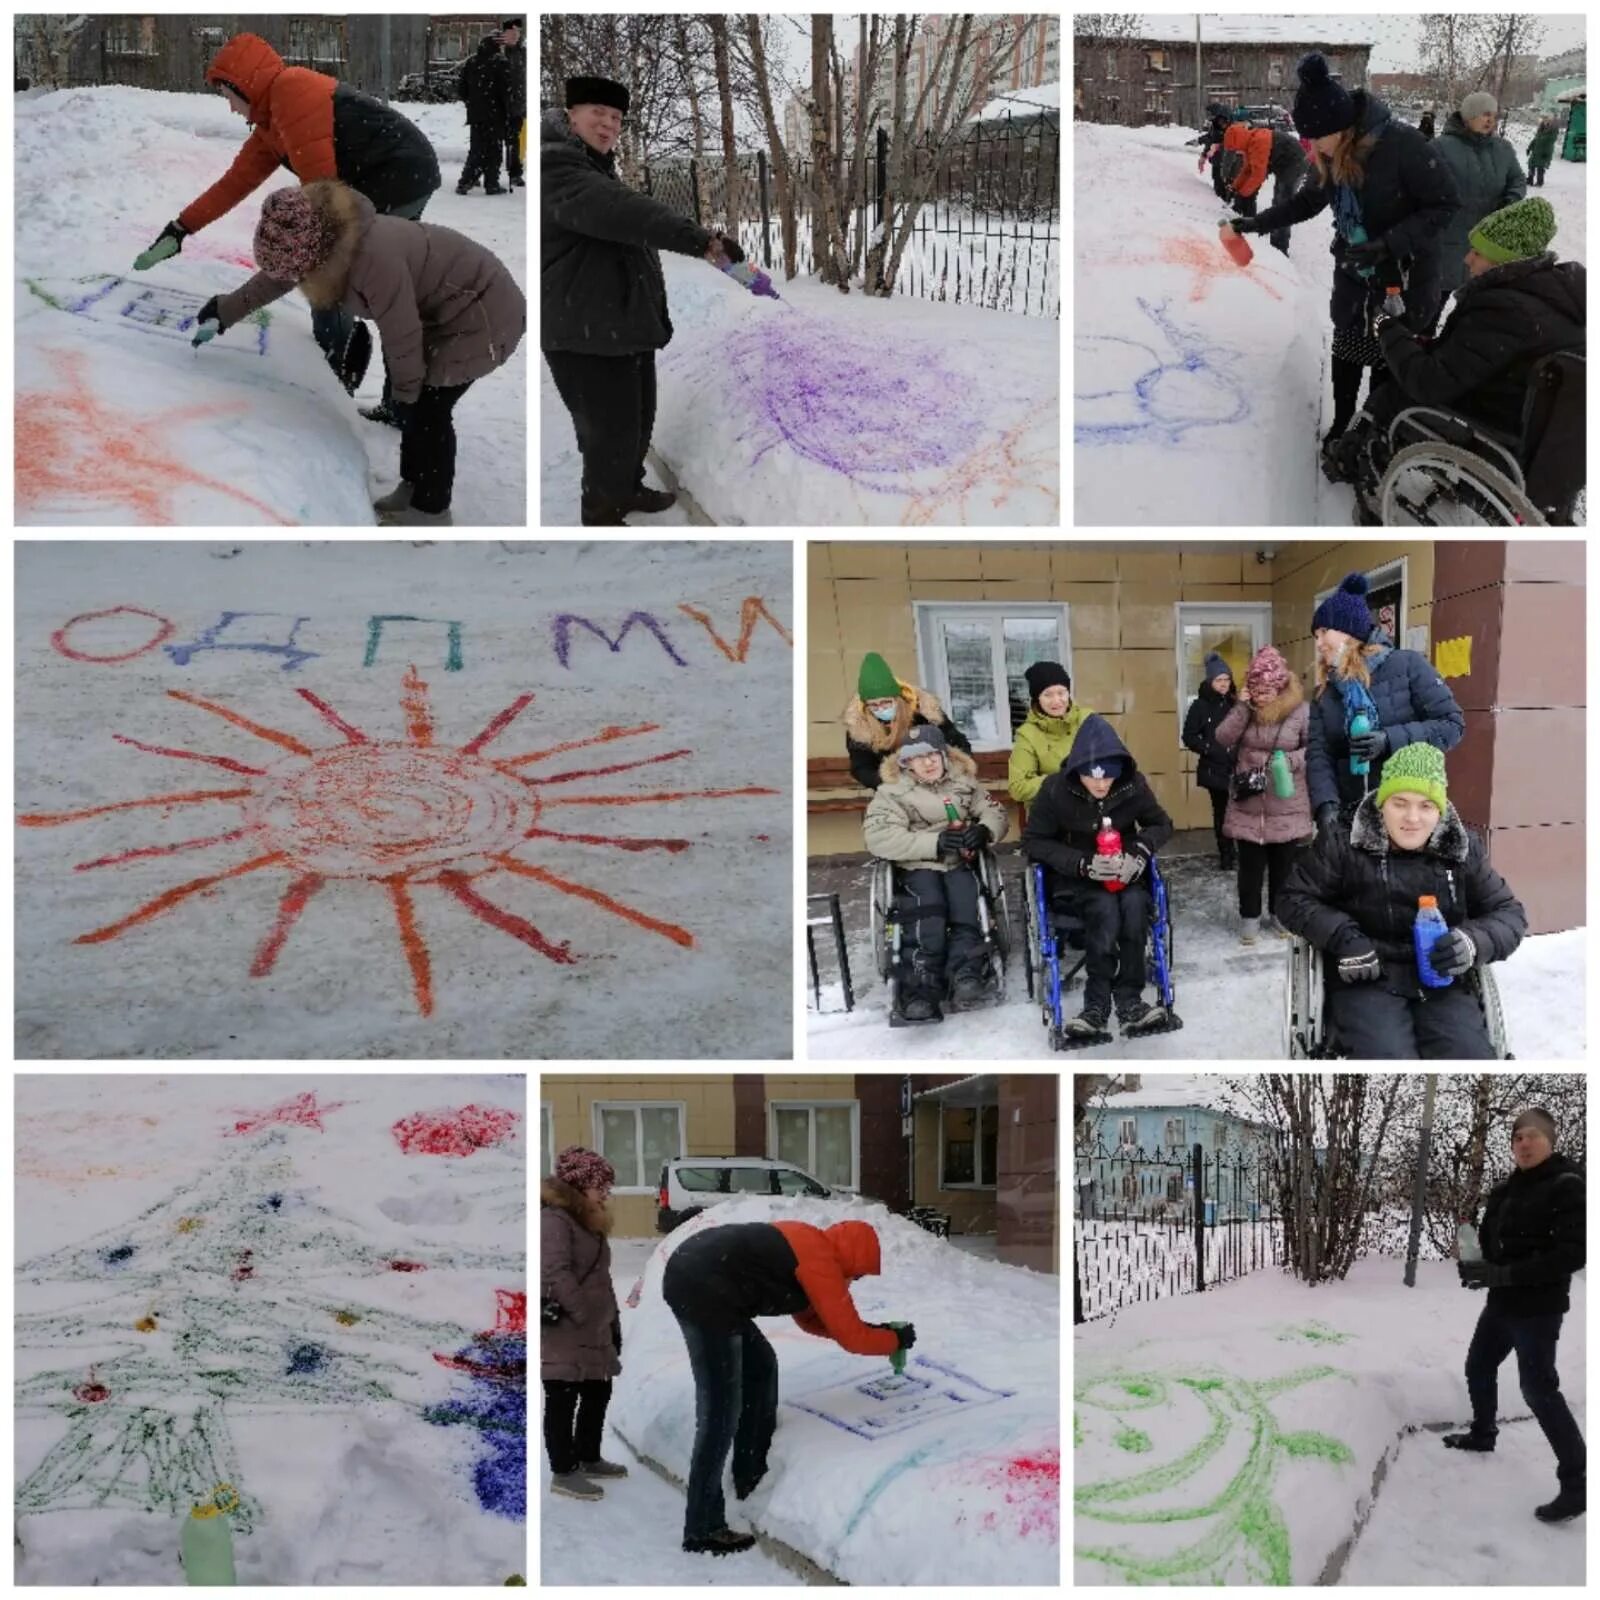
871 706 896 724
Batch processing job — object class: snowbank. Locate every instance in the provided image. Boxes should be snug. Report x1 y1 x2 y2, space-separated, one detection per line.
606 1195 1059 1585
15 1073 526 1585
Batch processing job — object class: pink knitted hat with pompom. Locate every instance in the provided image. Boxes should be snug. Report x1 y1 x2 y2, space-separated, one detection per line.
555 1145 616 1193
1245 644 1291 700
254 187 335 282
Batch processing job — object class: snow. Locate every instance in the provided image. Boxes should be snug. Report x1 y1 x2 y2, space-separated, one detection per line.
15 87 525 525
1088 1073 1246 1112
807 853 1583 1060
1073 120 1587 525
974 80 1061 123
15 1072 527 1585
557 1196 1058 1585
16 540 793 1060
1075 1255 1585 1585
541 255 1059 527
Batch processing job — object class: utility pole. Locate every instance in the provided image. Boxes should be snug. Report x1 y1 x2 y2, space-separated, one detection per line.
1194 15 1203 124
1403 1074 1437 1287
379 13 392 101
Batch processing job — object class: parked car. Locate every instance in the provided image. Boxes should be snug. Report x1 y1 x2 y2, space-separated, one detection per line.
396 65 460 103
656 1156 837 1234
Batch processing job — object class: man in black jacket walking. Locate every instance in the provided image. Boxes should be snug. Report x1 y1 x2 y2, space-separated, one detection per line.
458 34 510 194
1446 1107 1586 1523
500 19 526 187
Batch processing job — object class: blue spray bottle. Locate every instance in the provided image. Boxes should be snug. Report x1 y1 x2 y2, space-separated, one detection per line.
1349 711 1373 776
1413 895 1453 988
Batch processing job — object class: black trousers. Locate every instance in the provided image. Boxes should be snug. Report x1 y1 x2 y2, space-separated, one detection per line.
1205 787 1230 861
399 381 474 513
1061 879 1150 1014
461 120 504 188
543 1376 612 1475
543 349 658 521
1237 839 1297 919
1465 1304 1586 1484
1327 978 1495 1059
505 128 524 181
1528 163 1548 187
897 865 984 1001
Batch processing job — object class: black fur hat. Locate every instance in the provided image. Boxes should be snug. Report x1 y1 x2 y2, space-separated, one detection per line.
565 75 628 115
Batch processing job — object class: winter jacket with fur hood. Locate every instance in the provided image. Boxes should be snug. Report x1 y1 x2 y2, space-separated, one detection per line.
1477 1151 1585 1317
215 180 525 402
540 1177 621 1382
842 687 972 791
1276 794 1527 997
863 746 1009 871
1214 677 1313 845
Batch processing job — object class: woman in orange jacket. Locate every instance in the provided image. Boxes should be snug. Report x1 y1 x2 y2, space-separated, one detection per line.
661 1218 914 1557
132 32 441 420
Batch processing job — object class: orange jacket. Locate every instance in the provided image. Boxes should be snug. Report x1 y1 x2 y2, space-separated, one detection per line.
179 34 337 233
773 1220 900 1357
1222 122 1272 199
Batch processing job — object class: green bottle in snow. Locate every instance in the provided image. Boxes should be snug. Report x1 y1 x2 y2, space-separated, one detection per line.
182 1484 238 1585
887 1320 909 1377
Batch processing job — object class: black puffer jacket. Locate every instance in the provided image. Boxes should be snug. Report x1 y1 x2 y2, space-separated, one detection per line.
1244 91 1460 334
541 109 714 356
459 36 509 128
1378 252 1585 437
1023 716 1174 880
1182 681 1238 793
1276 795 1527 997
1478 1151 1585 1316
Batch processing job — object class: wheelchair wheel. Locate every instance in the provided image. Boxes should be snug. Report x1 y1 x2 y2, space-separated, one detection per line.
868 858 894 982
1283 937 1321 1059
1379 442 1547 527
979 851 1013 966
1023 863 1040 1002
1474 963 1511 1060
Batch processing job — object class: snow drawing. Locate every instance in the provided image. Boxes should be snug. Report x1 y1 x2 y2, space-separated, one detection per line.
426 1289 527 1520
18 671 780 1016
1076 296 1251 447
787 1353 1017 1441
1075 1359 1356 1585
25 275 273 354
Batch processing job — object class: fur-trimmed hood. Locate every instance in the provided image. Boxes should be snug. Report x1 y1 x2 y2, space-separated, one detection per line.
842 686 950 753
541 1175 614 1235
1249 674 1305 725
296 178 376 311
1350 793 1470 862
877 743 978 788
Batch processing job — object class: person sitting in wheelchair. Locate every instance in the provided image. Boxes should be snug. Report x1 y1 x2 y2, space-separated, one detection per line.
1277 743 1527 1059
862 724 1010 1025
1022 715 1174 1041
1327 196 1584 491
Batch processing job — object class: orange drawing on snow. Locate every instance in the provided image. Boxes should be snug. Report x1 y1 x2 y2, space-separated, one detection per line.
901 408 1061 527
677 598 794 662
18 671 781 1017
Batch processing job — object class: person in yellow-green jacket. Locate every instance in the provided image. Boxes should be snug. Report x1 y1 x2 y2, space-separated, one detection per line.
1008 662 1093 806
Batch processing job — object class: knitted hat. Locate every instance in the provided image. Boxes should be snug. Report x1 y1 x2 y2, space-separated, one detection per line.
1025 660 1071 701
1292 52 1355 140
253 187 335 283
1512 1107 1557 1144
897 724 948 766
1203 652 1232 685
566 74 628 114
1245 644 1290 700
1459 90 1497 122
555 1145 616 1193
1469 196 1558 265
858 652 901 702
1312 571 1375 639
1375 743 1448 813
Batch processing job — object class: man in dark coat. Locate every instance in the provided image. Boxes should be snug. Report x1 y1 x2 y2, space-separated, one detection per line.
1445 1107 1586 1523
543 75 734 526
1023 715 1175 1038
458 33 509 194
1182 652 1237 868
500 19 526 187
1434 91 1526 297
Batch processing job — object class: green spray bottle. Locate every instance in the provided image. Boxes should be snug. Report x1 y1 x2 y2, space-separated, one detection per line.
887 1321 910 1377
182 1484 238 1585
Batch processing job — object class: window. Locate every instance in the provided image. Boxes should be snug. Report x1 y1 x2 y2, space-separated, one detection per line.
1314 558 1408 647
1105 49 1117 81
729 1166 773 1194
776 1168 830 1197
1121 1169 1139 1202
675 1166 727 1194
914 601 1070 749
770 1102 858 1189
1213 1119 1227 1150
940 1103 999 1188
1166 1172 1183 1203
1146 50 1167 71
592 1102 684 1191
1118 1116 1137 1151
1164 1116 1186 1147
540 1104 555 1179
1268 56 1285 90
1176 603 1271 733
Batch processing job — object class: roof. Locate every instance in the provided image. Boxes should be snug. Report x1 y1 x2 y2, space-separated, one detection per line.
1126 15 1376 49
1095 1074 1240 1112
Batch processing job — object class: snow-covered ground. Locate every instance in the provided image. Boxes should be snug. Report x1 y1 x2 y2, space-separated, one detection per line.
540 1197 1058 1586
542 256 1060 526
1075 1255 1586 1585
15 87 525 525
16 541 793 1060
1073 120 1587 525
15 1073 526 1585
806 852 1584 1059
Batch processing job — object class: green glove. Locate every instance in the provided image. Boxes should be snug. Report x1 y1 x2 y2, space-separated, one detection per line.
134 220 188 271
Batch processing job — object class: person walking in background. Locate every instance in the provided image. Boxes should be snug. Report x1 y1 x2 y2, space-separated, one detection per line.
1180 652 1237 871
458 31 510 195
1434 91 1526 300
500 19 526 188
1525 115 1558 188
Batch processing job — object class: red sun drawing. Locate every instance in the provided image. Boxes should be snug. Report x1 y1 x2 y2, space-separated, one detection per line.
19 667 779 1016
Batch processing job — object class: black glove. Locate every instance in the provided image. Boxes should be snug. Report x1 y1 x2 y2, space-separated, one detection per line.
134 218 189 270
956 822 992 853
1315 802 1341 840
1336 949 1382 984
191 295 225 347
716 231 746 264
1228 214 1259 236
892 1321 917 1351
1347 727 1388 763
1432 927 1477 977
611 1315 623 1353
936 829 966 863
1345 237 1390 268
1458 1260 1509 1290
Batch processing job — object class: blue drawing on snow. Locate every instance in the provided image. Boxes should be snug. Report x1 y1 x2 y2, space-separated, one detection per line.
785 1352 1016 1440
33 275 271 355
425 1328 526 1520
1076 296 1249 446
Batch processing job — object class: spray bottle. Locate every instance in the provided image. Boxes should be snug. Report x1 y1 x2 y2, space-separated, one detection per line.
1457 1220 1482 1263
1269 748 1294 799
1218 219 1254 267
182 1484 239 1585
1413 895 1454 988
718 258 782 301
886 1321 910 1378
1348 711 1373 777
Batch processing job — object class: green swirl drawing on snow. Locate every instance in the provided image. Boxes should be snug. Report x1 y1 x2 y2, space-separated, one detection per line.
1074 1362 1355 1585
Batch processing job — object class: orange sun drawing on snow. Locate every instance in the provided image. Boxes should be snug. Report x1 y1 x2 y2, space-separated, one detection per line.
19 667 779 1016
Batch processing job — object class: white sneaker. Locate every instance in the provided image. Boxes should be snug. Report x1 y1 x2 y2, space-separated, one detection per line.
1239 916 1260 946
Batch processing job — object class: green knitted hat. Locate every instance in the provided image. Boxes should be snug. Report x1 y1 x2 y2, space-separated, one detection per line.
1469 196 1557 265
858 652 900 701
1376 742 1448 812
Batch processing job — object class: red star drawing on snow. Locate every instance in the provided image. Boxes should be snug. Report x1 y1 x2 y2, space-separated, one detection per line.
226 1090 351 1137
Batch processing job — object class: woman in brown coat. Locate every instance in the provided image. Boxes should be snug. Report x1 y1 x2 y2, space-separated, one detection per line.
541 1146 627 1502
195 179 526 526
1215 645 1313 944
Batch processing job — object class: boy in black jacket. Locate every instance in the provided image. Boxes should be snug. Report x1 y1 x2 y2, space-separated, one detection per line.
1022 715 1173 1038
1446 1107 1586 1524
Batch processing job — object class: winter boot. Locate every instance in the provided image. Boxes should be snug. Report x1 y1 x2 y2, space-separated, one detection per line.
1261 914 1292 940
378 503 454 527
581 494 630 527
733 1463 769 1501
628 485 678 515
683 1529 757 1556
1240 916 1260 946
484 181 507 196
1218 840 1237 871
1064 1006 1110 1040
950 967 994 1008
360 401 405 429
1535 1481 1585 1522
897 993 943 1025
579 1457 629 1478
372 481 414 514
550 1470 604 1501
510 173 526 188
1442 1431 1496 1453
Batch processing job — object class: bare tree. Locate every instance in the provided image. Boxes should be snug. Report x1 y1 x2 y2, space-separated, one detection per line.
742 12 799 278
809 14 851 288
708 16 743 239
1071 14 1144 45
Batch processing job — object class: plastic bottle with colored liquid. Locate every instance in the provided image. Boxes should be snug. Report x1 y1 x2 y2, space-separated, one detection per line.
1269 748 1294 799
1218 218 1254 266
1348 711 1373 776
1457 1222 1482 1263
182 1485 238 1585
886 1321 909 1377
1094 824 1126 892
1413 896 1453 988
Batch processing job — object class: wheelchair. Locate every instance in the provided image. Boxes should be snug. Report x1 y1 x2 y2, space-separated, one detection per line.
868 849 1012 1024
1283 935 1511 1059
1356 350 1585 527
1023 857 1181 1052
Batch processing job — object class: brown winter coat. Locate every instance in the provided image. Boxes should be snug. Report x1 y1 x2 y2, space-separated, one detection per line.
1214 677 1314 846
540 1177 621 1382
862 746 1010 871
215 179 526 403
